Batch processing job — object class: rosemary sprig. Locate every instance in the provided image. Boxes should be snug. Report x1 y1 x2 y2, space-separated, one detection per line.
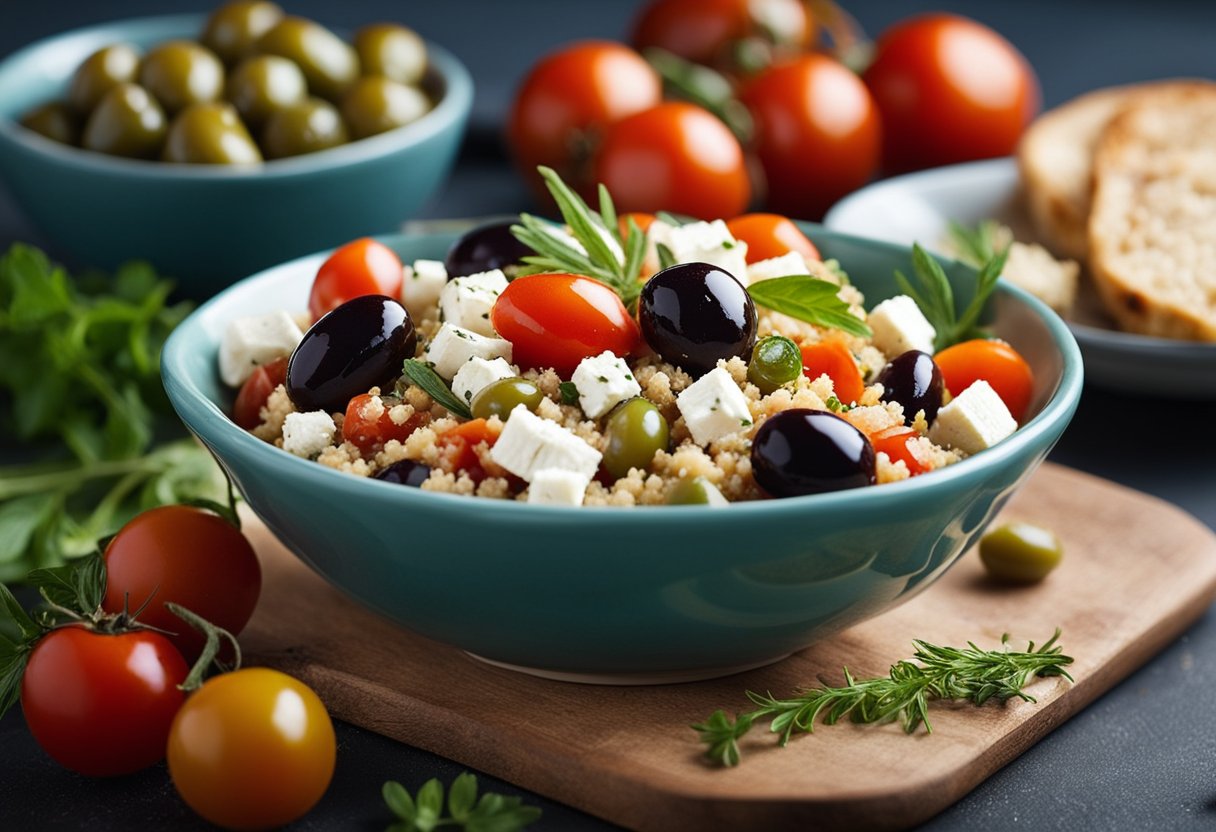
694 630 1073 767
401 359 472 420
947 219 1006 269
896 242 1008 351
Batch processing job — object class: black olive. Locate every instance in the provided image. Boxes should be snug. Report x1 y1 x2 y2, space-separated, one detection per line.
443 221 534 277
373 459 431 487
876 350 943 424
751 409 876 497
286 295 415 413
638 262 757 377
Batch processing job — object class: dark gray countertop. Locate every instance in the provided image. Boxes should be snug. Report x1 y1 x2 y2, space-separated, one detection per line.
2 2 1215 830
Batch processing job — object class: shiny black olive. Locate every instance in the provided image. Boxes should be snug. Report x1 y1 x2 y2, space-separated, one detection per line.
373 459 431 487
286 295 415 413
751 409 876 498
443 221 534 277
637 262 757 377
876 350 943 424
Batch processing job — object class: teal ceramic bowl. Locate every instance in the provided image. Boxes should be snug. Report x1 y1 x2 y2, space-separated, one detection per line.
0 14 472 296
163 228 1082 683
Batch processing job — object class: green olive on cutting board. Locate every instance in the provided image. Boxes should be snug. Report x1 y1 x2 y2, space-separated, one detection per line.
354 23 427 86
261 97 348 159
68 44 141 115
139 41 226 114
228 54 308 126
256 16 359 101
163 102 262 164
201 0 285 64
81 83 168 159
979 522 1064 584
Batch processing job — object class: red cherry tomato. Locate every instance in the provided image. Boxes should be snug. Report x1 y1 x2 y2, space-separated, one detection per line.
862 14 1040 173
437 418 500 478
934 338 1034 422
103 505 262 663
342 393 428 454
870 426 929 475
233 355 288 429
508 41 661 201
592 102 750 219
22 627 188 777
631 0 812 75
726 213 820 263
308 238 404 321
741 54 881 220
491 273 641 376
801 341 865 405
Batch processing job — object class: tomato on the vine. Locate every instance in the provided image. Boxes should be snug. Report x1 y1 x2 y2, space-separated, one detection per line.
308 238 404 322
934 338 1034 422
490 273 640 376
21 627 188 777
726 213 820 263
862 13 1040 173
233 356 287 429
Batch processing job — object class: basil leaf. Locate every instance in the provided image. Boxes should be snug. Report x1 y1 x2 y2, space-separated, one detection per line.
401 359 472 419
558 382 580 405
748 276 871 338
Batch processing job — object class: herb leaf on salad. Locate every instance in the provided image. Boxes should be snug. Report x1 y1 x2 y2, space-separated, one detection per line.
747 275 872 339
895 242 1008 351
401 359 472 419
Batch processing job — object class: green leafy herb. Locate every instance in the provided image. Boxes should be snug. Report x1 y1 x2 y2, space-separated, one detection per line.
824 396 853 413
694 630 1073 767
896 242 1008 351
401 359 472 419
642 47 754 143
747 275 872 339
383 771 542 832
946 219 1006 270
558 381 580 405
655 242 676 271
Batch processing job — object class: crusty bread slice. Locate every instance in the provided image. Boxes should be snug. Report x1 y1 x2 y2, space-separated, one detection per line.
1087 89 1216 341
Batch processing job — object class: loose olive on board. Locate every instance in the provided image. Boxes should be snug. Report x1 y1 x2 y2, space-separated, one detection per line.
202 0 285 64
340 77 430 140
751 409 876 497
20 102 79 146
470 378 543 421
979 522 1063 584
444 221 534 277
603 397 669 479
68 44 141 114
257 16 360 101
227 54 308 126
877 350 944 424
81 83 168 159
260 97 349 159
163 102 262 164
139 41 226 114
354 23 427 86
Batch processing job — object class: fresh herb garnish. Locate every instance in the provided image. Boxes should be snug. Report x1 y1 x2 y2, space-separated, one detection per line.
896 242 1008 351
946 219 1006 269
655 242 677 271
694 630 1073 767
824 396 854 413
401 359 472 419
748 275 872 339
558 381 580 405
383 771 542 832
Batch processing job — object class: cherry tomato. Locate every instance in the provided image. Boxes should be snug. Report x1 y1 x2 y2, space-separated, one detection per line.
741 54 881 220
801 340 865 405
508 41 661 201
437 418 499 478
592 101 750 220
870 425 929 476
342 393 428 454
726 213 820 263
490 273 640 376
232 356 288 429
22 627 187 777
103 505 262 663
862 14 1040 173
168 668 335 831
308 238 404 322
934 338 1034 422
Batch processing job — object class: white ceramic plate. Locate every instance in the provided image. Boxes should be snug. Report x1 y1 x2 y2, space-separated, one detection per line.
824 157 1216 399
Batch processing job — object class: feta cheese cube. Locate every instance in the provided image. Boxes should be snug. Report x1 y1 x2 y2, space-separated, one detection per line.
218 311 303 387
438 269 509 336
401 259 448 319
451 356 515 407
651 219 749 281
746 252 811 285
282 410 335 458
425 323 512 380
868 295 937 358
490 405 602 482
676 367 754 446
527 468 590 506
571 351 641 418
928 380 1017 455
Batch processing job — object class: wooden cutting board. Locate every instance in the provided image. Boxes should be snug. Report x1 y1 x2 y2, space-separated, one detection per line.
239 463 1216 831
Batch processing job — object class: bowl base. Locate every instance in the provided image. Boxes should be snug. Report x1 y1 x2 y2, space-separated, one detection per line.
464 652 792 686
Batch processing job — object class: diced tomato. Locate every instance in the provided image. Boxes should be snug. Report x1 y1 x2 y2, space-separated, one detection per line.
233 357 288 429
342 394 427 454
933 339 1034 422
436 418 500 480
870 426 929 475
801 341 865 405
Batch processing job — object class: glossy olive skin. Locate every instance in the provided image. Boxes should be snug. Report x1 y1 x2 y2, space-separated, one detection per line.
638 262 757 377
374 459 431 487
81 83 167 159
354 23 427 86
68 44 141 114
444 221 534 277
260 97 349 159
341 77 430 140
20 102 79 146
666 476 725 505
257 17 360 101
202 0 285 64
139 41 225 114
877 350 944 425
751 409 876 497
979 522 1063 584
748 335 802 394
603 397 669 479
470 378 543 421
227 55 307 126
163 102 262 164
287 295 416 413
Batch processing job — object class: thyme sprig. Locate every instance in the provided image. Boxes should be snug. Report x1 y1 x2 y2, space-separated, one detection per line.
896 242 1008 351
694 630 1073 767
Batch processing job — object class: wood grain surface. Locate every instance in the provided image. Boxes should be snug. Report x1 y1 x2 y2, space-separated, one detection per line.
239 463 1216 831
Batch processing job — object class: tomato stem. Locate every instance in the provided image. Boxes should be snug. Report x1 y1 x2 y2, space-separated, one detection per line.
168 602 242 692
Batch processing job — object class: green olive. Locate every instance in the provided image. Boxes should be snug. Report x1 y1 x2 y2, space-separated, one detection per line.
260 97 348 159
603 397 669 479
162 102 262 165
201 0 285 65
139 41 225 114
68 44 141 115
20 101 80 145
353 23 427 86
978 522 1063 584
227 55 307 127
81 83 167 159
340 77 430 140
256 17 359 102
470 378 543 421
748 335 802 395
666 476 728 506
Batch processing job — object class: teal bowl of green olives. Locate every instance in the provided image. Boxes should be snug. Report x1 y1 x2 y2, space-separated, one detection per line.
0 11 472 295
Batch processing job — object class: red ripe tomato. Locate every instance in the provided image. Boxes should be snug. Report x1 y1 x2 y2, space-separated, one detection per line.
862 14 1040 173
308 238 404 321
870 426 928 476
232 356 288 429
592 102 750 219
934 338 1035 422
22 627 188 776
508 41 661 200
103 505 262 663
631 0 812 74
800 340 865 405
726 213 820 263
490 273 640 377
437 418 500 478
342 393 428 454
741 54 881 220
